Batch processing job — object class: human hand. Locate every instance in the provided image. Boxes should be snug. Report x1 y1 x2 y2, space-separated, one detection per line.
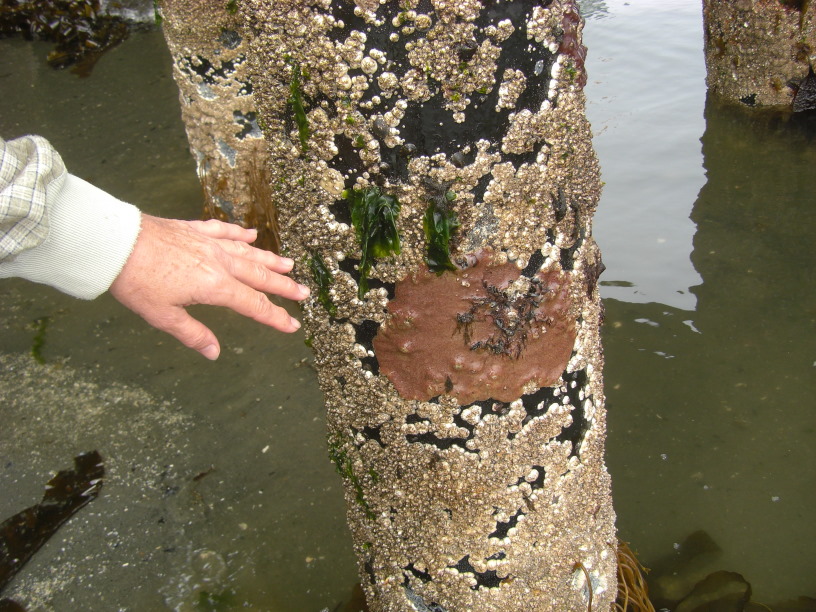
109 214 309 360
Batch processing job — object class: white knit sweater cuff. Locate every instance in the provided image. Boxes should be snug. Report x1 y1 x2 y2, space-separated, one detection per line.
0 174 142 299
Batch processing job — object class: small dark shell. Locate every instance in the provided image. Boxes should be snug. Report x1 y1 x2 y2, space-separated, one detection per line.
450 151 467 168
372 117 391 139
219 29 242 50
457 40 479 62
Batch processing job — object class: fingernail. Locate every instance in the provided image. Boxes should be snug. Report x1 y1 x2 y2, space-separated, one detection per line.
298 283 310 298
281 256 294 267
290 316 301 330
202 344 219 360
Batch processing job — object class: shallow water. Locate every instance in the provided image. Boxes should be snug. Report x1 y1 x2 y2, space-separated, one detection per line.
1 0 814 609
585 0 816 605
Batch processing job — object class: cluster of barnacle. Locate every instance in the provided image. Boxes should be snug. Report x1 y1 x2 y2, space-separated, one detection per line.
177 53 247 89
259 0 596 304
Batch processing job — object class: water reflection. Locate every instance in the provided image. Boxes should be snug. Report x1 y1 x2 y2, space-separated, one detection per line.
604 96 816 603
579 0 610 20
584 0 706 311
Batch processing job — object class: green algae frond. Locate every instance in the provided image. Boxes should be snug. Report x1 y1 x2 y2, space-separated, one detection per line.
30 316 51 364
347 186 401 298
309 252 337 317
423 191 460 274
286 58 310 154
328 440 375 520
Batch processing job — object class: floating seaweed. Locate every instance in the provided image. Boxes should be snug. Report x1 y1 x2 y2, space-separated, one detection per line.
635 530 816 612
0 0 129 76
28 316 50 365
615 541 655 612
0 451 104 592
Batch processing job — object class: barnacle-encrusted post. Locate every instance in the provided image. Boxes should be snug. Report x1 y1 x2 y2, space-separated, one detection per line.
242 1 616 609
702 0 816 111
158 0 280 250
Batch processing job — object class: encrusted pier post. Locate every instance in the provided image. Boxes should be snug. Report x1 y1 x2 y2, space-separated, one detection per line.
243 1 616 609
159 0 279 250
702 0 816 111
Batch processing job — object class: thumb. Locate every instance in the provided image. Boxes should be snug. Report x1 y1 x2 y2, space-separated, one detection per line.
150 308 221 360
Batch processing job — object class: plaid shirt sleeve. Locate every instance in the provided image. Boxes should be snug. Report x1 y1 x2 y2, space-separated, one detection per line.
0 135 67 261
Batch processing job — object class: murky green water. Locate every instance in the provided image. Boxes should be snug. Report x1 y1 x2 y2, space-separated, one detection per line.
585 1 815 606
1 1 814 609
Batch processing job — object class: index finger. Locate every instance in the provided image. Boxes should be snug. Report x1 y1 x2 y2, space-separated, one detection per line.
185 218 259 243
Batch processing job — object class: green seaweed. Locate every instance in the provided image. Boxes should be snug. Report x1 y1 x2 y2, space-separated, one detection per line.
153 0 162 25
328 441 375 519
423 192 460 274
225 0 238 14
30 316 51 364
309 252 337 317
564 60 578 83
286 58 310 154
347 186 401 299
195 588 238 611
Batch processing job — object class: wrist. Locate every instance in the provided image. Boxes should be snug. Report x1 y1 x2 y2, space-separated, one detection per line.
0 174 142 299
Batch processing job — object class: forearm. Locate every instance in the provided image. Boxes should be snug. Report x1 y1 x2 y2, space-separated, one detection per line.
0 136 142 299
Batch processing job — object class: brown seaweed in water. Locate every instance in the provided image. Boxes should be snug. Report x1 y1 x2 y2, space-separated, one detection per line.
0 451 104 593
